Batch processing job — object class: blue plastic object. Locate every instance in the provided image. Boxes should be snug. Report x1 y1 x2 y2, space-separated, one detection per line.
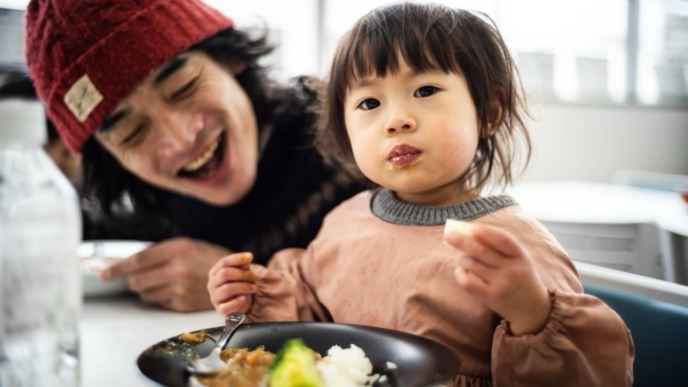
584 283 688 387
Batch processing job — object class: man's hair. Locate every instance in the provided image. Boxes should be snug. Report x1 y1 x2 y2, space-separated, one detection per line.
317 2 531 192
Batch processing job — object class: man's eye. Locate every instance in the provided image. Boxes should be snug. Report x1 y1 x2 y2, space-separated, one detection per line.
357 98 381 111
414 85 438 98
120 125 144 145
170 77 198 100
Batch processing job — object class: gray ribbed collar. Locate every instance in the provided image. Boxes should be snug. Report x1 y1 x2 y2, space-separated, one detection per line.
371 188 517 226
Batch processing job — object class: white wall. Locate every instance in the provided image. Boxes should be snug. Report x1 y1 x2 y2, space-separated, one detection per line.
519 103 688 183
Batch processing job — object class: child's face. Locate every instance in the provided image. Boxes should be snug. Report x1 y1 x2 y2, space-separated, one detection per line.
344 59 480 206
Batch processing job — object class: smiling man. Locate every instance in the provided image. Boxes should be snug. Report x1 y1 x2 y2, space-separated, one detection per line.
25 0 364 312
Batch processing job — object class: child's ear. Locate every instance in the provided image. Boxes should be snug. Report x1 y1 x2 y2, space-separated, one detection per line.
481 88 506 139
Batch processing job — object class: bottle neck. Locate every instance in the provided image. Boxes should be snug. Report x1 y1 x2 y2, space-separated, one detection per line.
0 146 70 192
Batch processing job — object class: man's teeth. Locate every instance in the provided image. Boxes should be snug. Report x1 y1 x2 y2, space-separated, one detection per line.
182 138 219 172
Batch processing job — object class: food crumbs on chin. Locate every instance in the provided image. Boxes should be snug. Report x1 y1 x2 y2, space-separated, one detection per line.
390 164 419 171
387 157 423 171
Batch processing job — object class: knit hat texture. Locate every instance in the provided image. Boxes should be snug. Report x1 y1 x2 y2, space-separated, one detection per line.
25 0 233 152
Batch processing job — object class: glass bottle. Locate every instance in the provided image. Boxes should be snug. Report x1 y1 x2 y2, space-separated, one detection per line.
0 98 81 386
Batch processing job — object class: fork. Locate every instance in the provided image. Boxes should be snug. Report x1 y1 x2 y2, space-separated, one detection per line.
186 312 246 374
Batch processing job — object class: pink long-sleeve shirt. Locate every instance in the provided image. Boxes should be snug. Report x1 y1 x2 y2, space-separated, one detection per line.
246 190 634 386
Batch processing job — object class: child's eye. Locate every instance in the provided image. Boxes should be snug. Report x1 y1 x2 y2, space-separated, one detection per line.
357 98 381 111
414 85 438 98
170 77 198 100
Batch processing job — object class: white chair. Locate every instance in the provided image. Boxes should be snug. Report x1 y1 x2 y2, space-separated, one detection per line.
661 230 688 285
575 260 688 307
610 169 688 284
541 220 668 280
611 169 688 192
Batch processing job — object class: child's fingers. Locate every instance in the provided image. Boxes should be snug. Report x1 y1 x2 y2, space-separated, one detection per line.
458 256 495 284
444 220 523 259
208 266 258 289
444 235 502 268
209 252 254 277
210 281 258 306
444 224 502 268
470 224 523 258
216 295 249 315
454 266 490 297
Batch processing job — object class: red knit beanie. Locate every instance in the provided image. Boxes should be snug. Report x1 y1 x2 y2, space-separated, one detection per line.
25 0 233 153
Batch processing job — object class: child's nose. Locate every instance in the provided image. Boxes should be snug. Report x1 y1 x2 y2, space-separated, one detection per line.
383 114 417 135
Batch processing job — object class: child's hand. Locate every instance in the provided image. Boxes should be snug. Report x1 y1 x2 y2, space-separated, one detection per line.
207 252 258 315
443 220 552 336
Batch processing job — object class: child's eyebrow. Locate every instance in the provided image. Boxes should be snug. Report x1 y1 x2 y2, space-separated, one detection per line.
350 68 440 90
350 77 376 90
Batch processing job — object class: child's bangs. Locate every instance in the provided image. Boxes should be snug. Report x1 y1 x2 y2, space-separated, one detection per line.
343 17 464 89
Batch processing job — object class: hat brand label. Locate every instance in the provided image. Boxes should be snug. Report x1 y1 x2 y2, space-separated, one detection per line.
64 74 104 123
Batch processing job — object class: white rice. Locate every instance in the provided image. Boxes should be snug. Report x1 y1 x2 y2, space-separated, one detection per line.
316 344 380 387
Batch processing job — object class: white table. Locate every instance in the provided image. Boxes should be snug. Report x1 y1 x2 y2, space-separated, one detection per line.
510 181 687 230
81 295 223 387
509 180 688 283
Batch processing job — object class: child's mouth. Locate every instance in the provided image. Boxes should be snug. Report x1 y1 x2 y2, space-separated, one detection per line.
388 144 422 167
177 132 226 179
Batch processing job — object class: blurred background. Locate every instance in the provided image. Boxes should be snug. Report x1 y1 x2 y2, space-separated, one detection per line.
1 0 687 183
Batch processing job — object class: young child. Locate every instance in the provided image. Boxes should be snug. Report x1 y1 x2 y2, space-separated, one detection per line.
207 3 634 385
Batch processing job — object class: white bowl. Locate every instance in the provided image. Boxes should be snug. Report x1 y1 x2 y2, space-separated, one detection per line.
78 240 152 297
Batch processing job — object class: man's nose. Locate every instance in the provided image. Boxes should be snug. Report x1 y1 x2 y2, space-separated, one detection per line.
156 110 205 159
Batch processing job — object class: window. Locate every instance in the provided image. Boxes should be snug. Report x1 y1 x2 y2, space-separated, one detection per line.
636 0 688 106
1 0 686 108
202 0 319 79
499 0 629 104
320 0 688 108
0 7 24 72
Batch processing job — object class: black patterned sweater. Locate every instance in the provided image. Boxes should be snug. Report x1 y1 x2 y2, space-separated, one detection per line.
164 106 363 266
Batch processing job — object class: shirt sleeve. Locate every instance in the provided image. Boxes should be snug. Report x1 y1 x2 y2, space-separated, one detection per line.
491 288 635 387
246 247 330 323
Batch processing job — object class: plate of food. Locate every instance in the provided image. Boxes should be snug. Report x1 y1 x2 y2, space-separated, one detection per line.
137 321 459 387
78 240 152 297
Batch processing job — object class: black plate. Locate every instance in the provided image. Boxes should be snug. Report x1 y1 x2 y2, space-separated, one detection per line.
137 321 459 387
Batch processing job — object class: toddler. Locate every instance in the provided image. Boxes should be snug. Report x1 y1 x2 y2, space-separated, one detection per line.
208 3 634 385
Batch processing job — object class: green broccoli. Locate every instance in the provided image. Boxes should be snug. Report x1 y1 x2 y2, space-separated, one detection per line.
268 338 323 387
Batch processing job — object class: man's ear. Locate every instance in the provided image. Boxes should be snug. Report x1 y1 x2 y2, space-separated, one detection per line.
481 88 506 139
230 59 247 75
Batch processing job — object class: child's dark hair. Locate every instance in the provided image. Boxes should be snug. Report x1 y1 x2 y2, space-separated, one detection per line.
317 2 531 192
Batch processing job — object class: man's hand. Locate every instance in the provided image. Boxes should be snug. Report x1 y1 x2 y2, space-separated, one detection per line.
100 237 230 312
